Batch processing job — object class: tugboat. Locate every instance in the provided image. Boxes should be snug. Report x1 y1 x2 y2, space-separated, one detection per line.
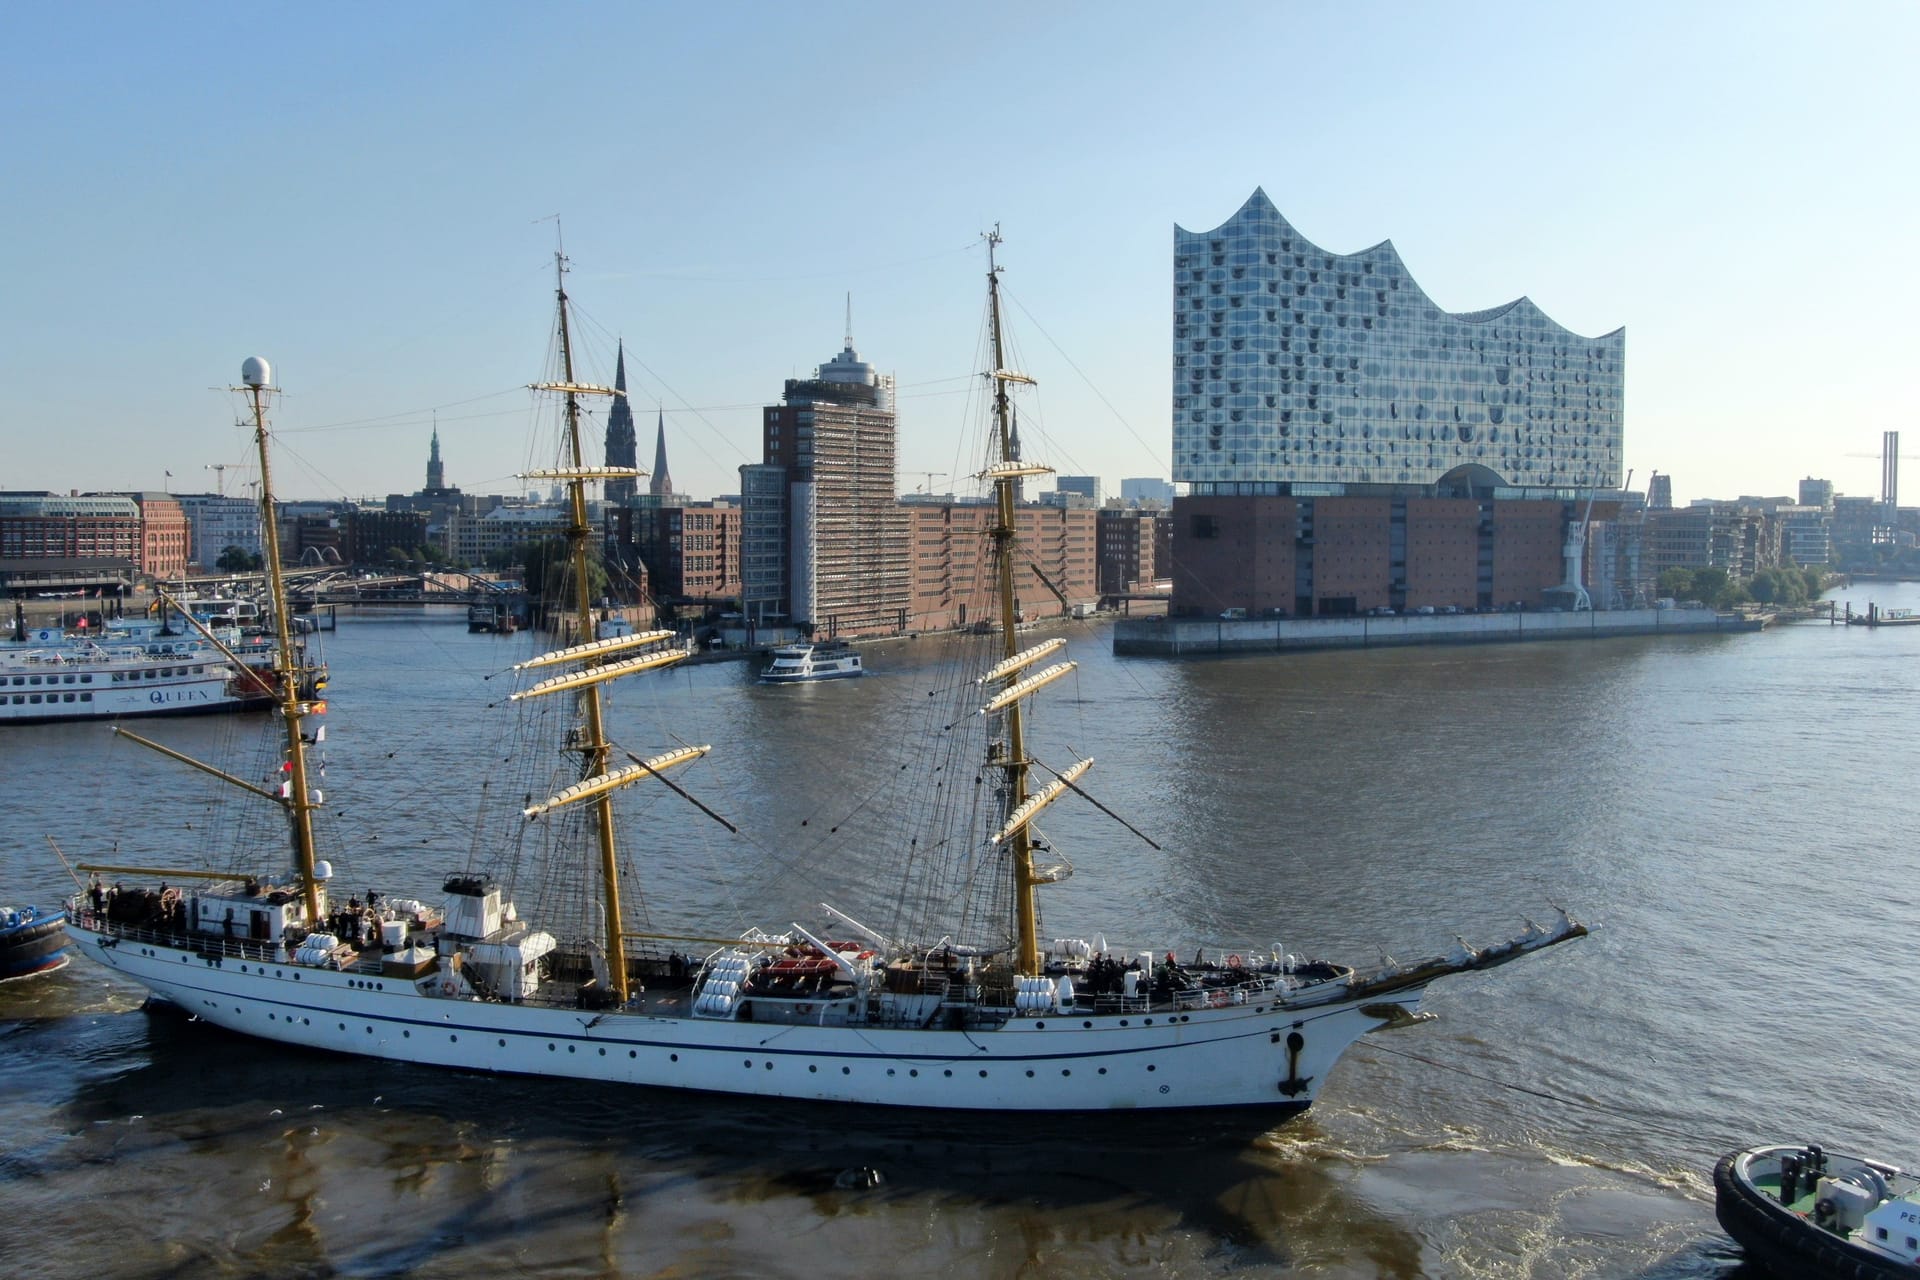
1715 1142 1920 1277
0 904 70 979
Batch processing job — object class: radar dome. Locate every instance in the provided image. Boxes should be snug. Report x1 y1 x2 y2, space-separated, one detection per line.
241 356 271 387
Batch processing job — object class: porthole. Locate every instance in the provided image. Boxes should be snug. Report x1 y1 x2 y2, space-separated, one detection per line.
670 1053 679 1062
943 1069 953 1078
809 1065 818 1073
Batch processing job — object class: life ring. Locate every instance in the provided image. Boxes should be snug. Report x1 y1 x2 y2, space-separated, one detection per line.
440 978 459 997
1226 954 1243 968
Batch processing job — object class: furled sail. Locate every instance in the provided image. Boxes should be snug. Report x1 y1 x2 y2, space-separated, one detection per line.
510 648 688 701
979 661 1076 716
976 638 1067 687
523 745 710 818
977 461 1053 482
989 757 1093 845
520 466 644 482
514 630 678 672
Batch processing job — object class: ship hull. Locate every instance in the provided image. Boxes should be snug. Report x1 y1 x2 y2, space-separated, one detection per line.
0 673 260 724
73 925 1405 1113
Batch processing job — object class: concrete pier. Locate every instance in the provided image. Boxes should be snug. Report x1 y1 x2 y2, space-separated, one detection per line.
1113 606 1762 657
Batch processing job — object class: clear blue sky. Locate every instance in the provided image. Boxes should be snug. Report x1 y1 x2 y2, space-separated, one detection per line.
3 2 1913 508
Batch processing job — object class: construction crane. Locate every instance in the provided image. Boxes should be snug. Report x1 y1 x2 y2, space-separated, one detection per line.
205 462 251 497
906 470 949 495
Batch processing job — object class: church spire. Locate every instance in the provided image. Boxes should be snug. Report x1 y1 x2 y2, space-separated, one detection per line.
604 341 639 504
426 420 445 491
648 411 673 498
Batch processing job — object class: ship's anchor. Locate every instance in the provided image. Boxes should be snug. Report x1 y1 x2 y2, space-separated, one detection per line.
1278 1029 1312 1097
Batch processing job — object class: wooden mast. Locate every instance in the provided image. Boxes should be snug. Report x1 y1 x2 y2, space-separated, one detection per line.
984 230 1043 977
242 359 323 923
548 253 631 1003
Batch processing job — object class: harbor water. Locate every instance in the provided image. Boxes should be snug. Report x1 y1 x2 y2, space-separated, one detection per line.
3 583 1917 1279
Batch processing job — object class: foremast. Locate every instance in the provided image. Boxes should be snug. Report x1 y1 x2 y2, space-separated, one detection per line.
982 230 1060 978
243 359 324 924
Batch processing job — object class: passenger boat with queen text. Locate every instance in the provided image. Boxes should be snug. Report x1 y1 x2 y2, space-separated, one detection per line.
66 241 1583 1119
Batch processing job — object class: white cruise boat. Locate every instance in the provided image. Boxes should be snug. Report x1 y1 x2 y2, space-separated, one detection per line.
760 640 864 683
66 248 1583 1123
0 620 256 724
1 611 323 725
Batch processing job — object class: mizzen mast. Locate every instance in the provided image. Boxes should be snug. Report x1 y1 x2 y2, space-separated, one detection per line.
240 357 323 923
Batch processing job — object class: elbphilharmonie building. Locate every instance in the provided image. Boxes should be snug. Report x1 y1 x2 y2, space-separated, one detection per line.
1175 189 1622 492
1170 190 1627 617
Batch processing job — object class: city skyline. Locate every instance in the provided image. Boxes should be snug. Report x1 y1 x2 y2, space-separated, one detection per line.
3 4 1913 510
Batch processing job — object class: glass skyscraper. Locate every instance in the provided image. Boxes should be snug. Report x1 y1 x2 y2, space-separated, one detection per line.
1173 189 1623 494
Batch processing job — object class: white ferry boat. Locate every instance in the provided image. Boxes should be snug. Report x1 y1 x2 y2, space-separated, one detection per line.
760 640 864 683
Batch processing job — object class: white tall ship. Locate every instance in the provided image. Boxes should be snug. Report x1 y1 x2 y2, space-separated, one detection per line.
68 246 1583 1119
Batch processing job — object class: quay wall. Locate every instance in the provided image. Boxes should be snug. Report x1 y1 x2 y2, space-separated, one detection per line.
1112 607 1761 657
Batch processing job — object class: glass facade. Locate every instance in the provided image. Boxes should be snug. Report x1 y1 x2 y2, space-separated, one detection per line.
1173 189 1623 492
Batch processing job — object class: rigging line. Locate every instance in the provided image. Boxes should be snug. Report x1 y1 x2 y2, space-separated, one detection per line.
284 407 530 436
1000 285 1171 472
580 239 981 287
617 747 737 834
1034 754 1163 851
280 387 530 434
1360 1040 1743 1157
571 309 759 469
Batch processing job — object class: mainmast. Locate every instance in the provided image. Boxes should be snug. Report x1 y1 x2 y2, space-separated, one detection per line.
984 231 1044 977
240 357 323 923
549 254 631 1002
